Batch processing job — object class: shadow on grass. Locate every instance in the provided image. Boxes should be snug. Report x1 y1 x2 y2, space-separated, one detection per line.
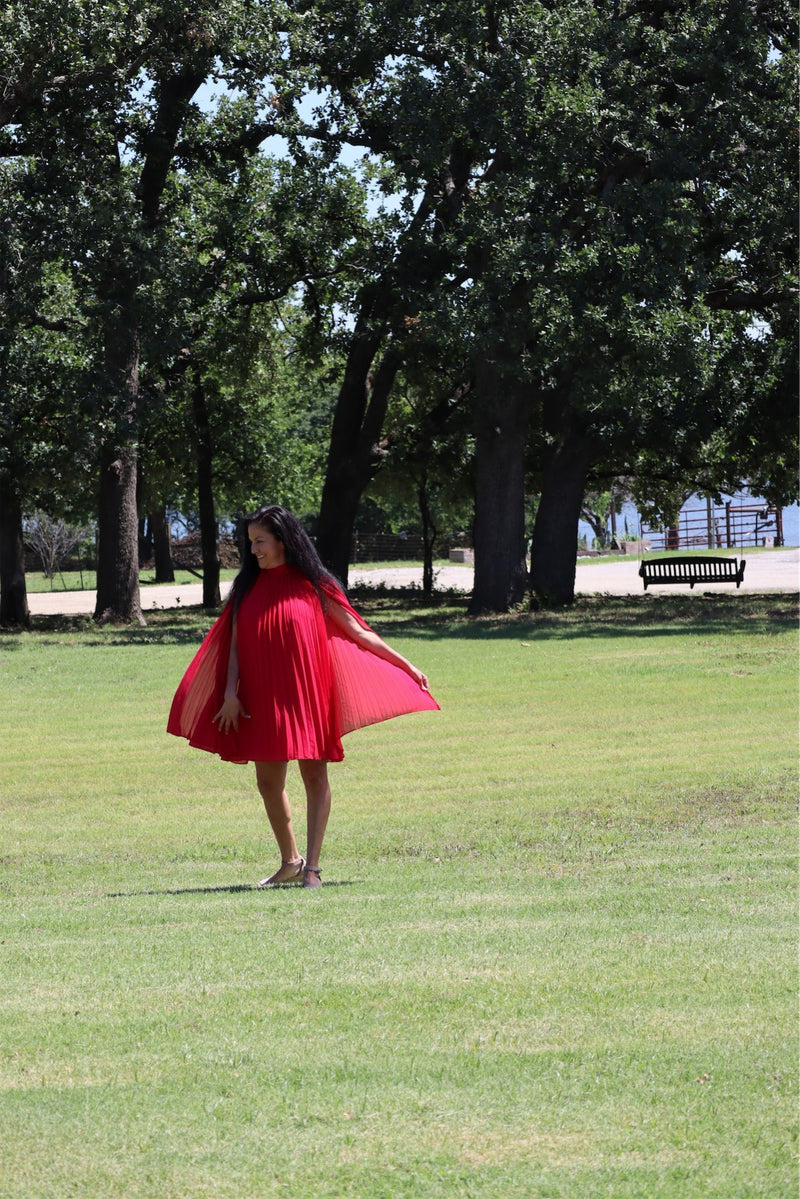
2 592 796 648
107 880 358 898
0 611 211 647
354 592 799 642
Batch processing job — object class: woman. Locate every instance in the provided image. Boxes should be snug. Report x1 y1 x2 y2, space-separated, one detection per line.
167 505 439 888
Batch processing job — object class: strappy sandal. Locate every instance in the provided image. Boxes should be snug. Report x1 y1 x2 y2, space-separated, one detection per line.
257 857 305 887
302 865 322 889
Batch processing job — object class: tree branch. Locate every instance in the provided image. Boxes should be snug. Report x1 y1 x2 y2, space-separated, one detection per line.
139 59 214 227
703 280 796 314
27 310 88 332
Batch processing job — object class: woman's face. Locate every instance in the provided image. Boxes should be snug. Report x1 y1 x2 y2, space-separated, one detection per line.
248 522 286 569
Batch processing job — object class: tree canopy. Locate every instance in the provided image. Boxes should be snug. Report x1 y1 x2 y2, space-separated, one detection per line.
0 0 796 621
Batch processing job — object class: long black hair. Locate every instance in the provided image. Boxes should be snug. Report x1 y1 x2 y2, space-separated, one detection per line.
228 505 342 612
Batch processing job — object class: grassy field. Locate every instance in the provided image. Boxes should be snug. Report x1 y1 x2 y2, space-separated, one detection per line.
23 567 240 593
0 593 797 1198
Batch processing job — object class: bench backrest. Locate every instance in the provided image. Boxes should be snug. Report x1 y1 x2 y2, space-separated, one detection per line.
639 556 744 581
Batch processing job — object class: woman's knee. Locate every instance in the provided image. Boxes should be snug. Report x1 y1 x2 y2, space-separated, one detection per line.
255 761 288 797
298 760 330 799
298 759 328 784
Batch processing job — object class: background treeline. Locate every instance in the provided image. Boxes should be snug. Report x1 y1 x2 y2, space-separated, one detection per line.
0 1 796 624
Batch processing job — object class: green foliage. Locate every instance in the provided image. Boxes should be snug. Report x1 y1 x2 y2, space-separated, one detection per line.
280 1 796 598
580 483 633 549
364 374 474 542
0 1 795 607
0 159 97 517
1 1 375 552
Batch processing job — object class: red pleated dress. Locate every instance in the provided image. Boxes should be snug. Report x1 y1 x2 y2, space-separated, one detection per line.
167 563 439 764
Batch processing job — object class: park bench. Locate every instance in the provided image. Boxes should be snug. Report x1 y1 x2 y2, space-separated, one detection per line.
639 556 746 590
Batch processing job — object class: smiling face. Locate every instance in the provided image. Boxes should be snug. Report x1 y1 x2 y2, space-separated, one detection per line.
248 522 286 570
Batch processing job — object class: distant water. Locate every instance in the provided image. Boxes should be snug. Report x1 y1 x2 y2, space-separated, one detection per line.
578 492 799 548
783 503 799 546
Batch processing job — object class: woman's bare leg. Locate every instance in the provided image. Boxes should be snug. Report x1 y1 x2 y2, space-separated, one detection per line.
298 760 331 886
255 761 302 883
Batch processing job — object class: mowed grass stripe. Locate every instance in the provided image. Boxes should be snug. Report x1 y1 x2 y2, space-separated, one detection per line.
0 594 796 1198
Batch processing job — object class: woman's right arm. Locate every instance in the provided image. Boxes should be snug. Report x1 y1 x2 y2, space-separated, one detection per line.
326 599 430 691
212 617 249 733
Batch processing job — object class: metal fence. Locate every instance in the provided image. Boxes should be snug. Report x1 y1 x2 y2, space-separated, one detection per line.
350 534 427 562
641 503 783 551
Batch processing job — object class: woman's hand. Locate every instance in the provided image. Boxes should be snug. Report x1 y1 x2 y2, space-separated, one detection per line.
409 666 430 691
212 693 249 734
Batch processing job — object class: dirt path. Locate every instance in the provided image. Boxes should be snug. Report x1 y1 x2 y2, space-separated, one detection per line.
25 548 798 616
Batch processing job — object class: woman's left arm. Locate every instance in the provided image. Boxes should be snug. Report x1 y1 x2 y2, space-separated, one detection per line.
326 601 430 691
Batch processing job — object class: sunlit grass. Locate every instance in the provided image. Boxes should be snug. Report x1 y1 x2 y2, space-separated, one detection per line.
0 594 796 1198
23 567 242 593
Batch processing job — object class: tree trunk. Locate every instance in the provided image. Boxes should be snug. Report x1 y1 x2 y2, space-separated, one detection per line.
95 443 143 624
469 357 529 614
580 506 607 548
316 336 401 586
315 469 362 589
0 478 30 626
150 506 174 583
138 515 153 566
94 293 144 624
417 474 436 600
529 431 598 606
192 380 220 608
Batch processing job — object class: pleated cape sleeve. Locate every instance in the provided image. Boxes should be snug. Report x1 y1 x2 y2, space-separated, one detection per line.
167 579 439 754
166 602 238 757
319 579 441 735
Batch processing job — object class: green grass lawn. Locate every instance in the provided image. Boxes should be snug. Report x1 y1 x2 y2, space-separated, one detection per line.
0 594 797 1198
23 567 242 593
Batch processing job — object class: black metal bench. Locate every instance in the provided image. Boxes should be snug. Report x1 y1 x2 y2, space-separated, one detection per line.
639 556 746 589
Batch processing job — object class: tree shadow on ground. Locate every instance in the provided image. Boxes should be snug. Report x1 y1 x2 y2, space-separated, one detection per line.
0 611 210 647
2 592 796 647
356 591 799 642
